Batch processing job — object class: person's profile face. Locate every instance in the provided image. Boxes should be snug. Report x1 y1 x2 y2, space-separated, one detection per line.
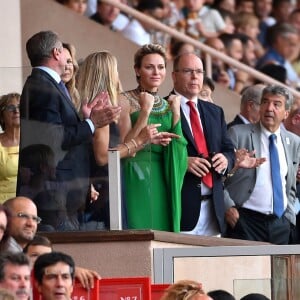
61 48 74 84
98 1 120 25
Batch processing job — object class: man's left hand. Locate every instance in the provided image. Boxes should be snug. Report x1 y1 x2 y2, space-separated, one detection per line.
75 266 101 289
211 153 228 174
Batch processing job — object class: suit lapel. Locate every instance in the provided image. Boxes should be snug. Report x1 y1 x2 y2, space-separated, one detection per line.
34 69 80 118
280 129 293 182
251 123 262 157
180 106 198 150
197 100 211 151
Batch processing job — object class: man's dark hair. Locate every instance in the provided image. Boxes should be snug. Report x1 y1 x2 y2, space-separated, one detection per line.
266 22 298 47
208 289 236 300
0 252 30 282
26 30 62 67
23 235 53 254
240 293 270 300
34 252 75 284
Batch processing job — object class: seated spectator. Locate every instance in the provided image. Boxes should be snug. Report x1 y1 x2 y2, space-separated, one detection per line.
160 280 212 300
236 0 254 13
233 12 264 58
212 0 236 14
23 235 53 267
271 0 293 24
90 0 130 31
0 93 20 203
169 37 196 59
256 63 287 84
0 252 31 300
177 0 233 41
56 0 87 15
207 289 236 300
33 252 75 300
219 33 247 92
122 0 165 46
254 0 275 48
200 76 215 102
256 22 299 87
227 84 264 129
23 234 98 288
204 37 231 89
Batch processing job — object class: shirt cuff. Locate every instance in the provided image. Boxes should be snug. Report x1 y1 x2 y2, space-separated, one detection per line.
85 119 95 134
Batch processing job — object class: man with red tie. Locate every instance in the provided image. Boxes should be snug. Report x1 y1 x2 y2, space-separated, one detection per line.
170 52 235 236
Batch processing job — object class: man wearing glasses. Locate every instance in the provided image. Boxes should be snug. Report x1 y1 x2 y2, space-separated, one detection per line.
2 196 39 252
170 52 235 236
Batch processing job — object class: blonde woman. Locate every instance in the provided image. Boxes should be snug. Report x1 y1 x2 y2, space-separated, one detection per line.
77 51 160 228
118 44 188 232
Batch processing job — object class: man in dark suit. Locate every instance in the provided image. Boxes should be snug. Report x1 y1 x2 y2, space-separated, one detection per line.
17 31 121 231
225 85 300 244
170 52 235 236
227 84 264 129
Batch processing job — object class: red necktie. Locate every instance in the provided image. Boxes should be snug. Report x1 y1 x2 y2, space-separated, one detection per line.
187 101 213 188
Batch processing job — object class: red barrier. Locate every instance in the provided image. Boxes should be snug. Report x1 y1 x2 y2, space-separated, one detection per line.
151 284 169 300
99 277 151 300
32 278 99 300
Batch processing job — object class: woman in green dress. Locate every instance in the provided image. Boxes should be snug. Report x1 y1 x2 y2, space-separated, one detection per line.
118 44 188 232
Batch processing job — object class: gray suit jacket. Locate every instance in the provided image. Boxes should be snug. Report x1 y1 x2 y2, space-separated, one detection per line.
224 123 300 225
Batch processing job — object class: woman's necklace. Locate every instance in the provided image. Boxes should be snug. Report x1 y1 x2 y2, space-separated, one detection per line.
135 86 169 115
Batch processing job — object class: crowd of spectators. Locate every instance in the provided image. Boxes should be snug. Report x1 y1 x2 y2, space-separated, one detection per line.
0 0 300 297
53 0 300 92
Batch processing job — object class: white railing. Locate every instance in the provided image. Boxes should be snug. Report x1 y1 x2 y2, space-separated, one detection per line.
102 0 300 98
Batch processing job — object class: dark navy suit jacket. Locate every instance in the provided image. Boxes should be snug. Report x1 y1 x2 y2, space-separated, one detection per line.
17 68 93 229
179 99 235 234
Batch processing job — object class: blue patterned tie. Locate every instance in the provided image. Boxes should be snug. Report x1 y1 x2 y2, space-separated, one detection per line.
269 134 284 217
58 81 71 100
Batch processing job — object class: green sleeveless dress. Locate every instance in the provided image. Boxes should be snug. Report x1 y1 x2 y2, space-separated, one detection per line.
122 90 187 232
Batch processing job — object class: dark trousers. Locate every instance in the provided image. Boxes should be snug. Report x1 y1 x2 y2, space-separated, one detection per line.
226 207 290 245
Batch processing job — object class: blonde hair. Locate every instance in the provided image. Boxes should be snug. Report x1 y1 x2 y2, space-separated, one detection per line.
63 43 81 111
77 51 121 106
233 12 259 29
161 280 205 300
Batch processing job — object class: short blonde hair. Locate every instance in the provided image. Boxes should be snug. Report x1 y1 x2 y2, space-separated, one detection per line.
234 12 259 29
77 51 121 106
161 280 205 300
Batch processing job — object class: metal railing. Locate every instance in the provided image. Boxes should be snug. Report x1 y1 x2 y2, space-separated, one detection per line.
102 0 300 98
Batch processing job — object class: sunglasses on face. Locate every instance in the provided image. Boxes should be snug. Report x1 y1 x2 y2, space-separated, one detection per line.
2 104 20 112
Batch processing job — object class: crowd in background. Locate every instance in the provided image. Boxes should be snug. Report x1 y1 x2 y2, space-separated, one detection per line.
0 1 300 298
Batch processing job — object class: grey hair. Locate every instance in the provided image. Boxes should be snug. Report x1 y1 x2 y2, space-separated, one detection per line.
26 31 62 67
241 84 265 108
262 85 293 110
0 252 30 282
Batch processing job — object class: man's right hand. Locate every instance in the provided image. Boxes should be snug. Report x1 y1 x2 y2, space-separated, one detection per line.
187 156 211 178
225 207 239 228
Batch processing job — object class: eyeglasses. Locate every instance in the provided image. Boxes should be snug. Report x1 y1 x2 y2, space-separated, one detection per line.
2 104 20 112
175 68 205 76
12 212 42 224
